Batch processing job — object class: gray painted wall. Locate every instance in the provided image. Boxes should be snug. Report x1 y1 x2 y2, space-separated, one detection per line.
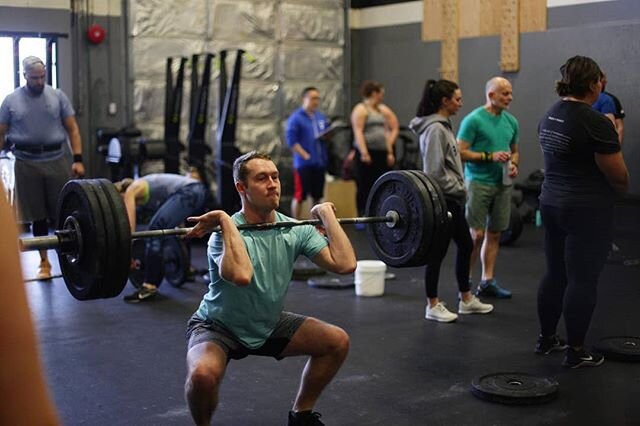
0 6 128 178
351 1 640 194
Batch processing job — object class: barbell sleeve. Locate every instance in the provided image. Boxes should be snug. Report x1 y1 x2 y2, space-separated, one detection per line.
19 235 61 252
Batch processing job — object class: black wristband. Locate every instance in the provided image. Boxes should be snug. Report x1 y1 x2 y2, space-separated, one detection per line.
484 152 492 162
73 154 83 163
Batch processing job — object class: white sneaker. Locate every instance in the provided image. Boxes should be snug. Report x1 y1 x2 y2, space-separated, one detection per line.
458 295 494 314
425 302 458 323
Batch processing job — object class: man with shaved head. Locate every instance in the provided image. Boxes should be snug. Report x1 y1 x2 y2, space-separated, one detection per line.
457 77 519 299
0 56 84 280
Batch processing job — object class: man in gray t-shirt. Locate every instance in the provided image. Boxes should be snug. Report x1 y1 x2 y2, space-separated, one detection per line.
0 56 84 280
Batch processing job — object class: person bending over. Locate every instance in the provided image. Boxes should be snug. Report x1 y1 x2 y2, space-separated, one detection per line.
116 173 213 302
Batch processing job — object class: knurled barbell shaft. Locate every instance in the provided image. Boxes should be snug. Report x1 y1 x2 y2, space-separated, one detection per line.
18 212 399 252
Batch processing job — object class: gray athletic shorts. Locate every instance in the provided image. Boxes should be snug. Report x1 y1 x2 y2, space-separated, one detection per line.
186 311 307 361
14 156 71 223
465 180 512 232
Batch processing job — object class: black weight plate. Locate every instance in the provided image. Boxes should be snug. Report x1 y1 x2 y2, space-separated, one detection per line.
292 256 326 280
396 171 436 268
500 203 524 246
84 180 119 298
421 173 452 263
163 237 190 287
594 336 640 362
308 274 355 289
365 170 434 267
129 239 145 289
407 171 450 264
471 372 559 405
98 179 132 297
56 180 107 300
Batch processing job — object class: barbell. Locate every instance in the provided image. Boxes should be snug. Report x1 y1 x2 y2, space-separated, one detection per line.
17 170 451 301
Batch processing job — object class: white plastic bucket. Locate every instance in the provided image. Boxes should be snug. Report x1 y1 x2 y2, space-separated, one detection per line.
355 260 386 297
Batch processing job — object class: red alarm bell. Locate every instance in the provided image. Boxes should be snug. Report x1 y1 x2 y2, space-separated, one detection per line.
87 24 106 45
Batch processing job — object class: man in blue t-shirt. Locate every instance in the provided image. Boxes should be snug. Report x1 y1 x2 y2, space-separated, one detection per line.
286 87 329 219
183 151 356 426
0 56 84 280
457 77 520 299
592 72 624 143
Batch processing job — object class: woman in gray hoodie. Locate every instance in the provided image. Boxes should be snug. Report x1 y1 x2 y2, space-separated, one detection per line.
409 80 493 323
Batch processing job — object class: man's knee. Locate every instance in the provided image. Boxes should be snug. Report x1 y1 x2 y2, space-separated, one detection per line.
470 228 485 245
326 326 350 358
186 360 225 394
485 230 502 243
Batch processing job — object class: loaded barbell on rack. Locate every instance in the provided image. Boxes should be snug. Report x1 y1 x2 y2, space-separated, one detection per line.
18 170 451 301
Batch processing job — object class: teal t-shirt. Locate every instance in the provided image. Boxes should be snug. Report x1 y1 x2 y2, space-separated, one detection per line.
195 211 328 349
457 106 519 185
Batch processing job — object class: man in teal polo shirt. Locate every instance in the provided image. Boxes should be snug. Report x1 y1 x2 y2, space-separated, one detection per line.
457 77 520 299
183 151 356 426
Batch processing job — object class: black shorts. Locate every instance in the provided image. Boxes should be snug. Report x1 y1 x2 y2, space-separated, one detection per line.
186 311 306 361
293 166 325 202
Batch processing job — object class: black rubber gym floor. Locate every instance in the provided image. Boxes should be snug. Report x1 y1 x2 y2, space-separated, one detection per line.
23 213 640 426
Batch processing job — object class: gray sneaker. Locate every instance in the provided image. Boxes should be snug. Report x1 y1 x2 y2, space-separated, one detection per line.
425 302 458 323
459 295 494 314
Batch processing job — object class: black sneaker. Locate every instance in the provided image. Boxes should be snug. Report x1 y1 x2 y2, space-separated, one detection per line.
123 286 157 303
535 335 569 355
562 348 604 369
288 410 324 426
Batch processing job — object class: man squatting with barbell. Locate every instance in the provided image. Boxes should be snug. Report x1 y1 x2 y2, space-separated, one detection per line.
115 172 213 303
183 151 356 426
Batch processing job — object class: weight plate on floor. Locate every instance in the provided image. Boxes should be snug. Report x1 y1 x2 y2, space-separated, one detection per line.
307 275 355 289
292 256 326 280
129 239 145 289
500 203 524 246
594 336 640 362
56 180 108 300
163 237 190 287
130 237 190 288
365 170 433 267
470 372 559 405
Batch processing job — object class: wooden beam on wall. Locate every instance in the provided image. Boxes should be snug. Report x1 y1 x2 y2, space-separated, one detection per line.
423 0 442 42
422 0 546 77
500 0 519 72
440 0 459 82
423 0 546 41
520 0 547 33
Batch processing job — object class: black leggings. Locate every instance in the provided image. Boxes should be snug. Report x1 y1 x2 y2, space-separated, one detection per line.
424 197 473 298
354 150 390 216
537 203 613 347
32 219 49 237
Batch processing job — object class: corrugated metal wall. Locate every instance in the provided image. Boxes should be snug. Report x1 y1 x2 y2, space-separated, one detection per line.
129 0 346 173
